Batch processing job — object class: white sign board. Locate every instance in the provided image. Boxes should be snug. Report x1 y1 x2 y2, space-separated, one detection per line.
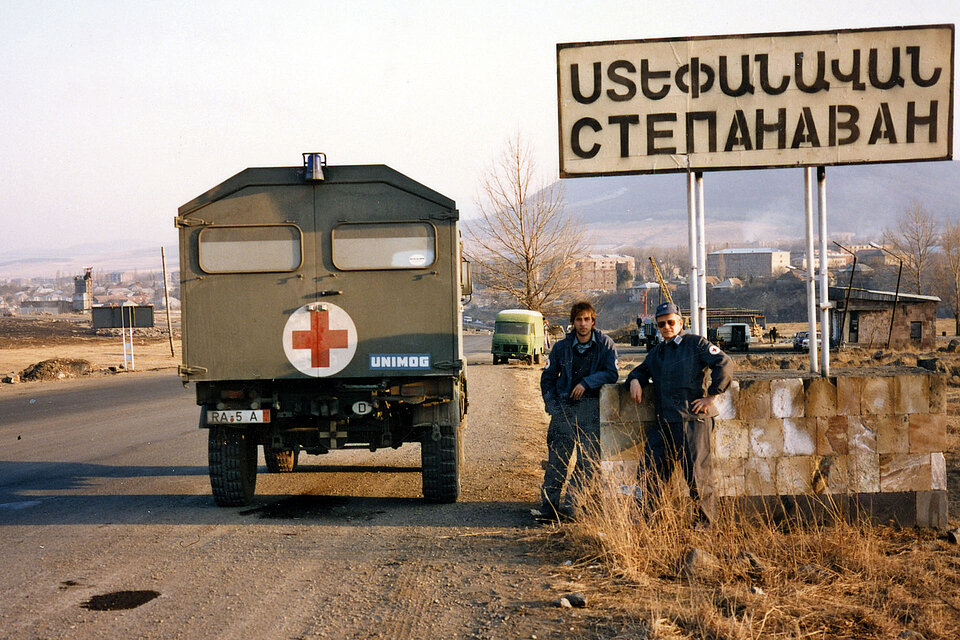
557 25 954 176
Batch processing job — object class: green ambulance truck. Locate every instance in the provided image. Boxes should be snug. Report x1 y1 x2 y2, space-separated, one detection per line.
491 309 545 364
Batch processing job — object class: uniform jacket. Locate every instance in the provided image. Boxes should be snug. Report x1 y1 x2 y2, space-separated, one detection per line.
540 329 619 415
625 332 734 423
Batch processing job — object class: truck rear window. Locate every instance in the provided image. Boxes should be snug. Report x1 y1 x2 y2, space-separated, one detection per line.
332 222 436 270
198 225 302 273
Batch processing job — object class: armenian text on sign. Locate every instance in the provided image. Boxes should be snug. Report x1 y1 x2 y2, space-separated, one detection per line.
557 25 954 176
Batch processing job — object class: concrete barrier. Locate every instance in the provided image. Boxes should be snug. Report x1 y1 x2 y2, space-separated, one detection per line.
600 369 947 528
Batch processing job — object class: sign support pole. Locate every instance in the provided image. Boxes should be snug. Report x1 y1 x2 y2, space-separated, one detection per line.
120 306 128 371
686 171 700 335
161 246 175 358
817 167 830 377
696 172 708 334
804 168 819 373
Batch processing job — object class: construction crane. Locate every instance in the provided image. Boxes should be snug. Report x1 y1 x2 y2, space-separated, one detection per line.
648 256 673 305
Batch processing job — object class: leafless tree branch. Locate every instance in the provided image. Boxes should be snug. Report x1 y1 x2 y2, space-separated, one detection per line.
464 134 587 314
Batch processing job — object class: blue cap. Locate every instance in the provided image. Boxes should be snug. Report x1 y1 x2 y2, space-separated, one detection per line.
655 302 680 317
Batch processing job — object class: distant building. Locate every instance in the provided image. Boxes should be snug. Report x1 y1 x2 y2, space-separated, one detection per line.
21 299 73 314
572 254 636 291
72 268 93 312
855 247 901 267
712 277 743 289
707 248 790 278
789 250 854 270
830 287 940 350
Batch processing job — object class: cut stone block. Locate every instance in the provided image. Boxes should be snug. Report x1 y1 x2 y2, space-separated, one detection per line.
600 420 645 460
713 419 749 459
847 416 877 456
909 413 947 453
771 378 804 418
750 419 783 458
869 414 909 455
916 490 948 529
714 380 739 420
932 452 946 491
804 377 837 418
854 492 917 527
880 453 932 492
928 374 947 414
818 455 849 494
599 385 620 422
861 377 894 415
744 458 777 496
738 379 771 420
777 455 814 494
783 417 816 455
836 376 863 416
600 459 640 493
714 458 746 497
849 450 880 493
895 375 929 414
817 416 849 456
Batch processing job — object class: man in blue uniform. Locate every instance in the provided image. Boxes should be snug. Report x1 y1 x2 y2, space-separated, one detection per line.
626 302 733 525
539 301 619 521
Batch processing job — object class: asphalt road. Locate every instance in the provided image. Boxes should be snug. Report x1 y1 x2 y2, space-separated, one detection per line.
0 367 585 639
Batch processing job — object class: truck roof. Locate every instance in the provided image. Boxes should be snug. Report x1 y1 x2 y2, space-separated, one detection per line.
178 164 456 217
496 309 543 321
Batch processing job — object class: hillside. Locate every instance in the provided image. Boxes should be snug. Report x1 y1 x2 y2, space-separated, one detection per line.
561 160 960 248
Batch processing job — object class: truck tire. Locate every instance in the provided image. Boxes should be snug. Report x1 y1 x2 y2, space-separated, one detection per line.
264 447 299 473
420 387 462 503
208 427 258 507
534 352 541 364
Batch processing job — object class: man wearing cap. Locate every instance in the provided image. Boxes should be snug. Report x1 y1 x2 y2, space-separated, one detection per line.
626 301 733 525
539 301 619 521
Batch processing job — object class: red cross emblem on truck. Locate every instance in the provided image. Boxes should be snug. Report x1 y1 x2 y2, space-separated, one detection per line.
283 303 358 377
291 309 349 368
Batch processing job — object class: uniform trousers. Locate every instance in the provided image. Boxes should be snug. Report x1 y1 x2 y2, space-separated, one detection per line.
540 397 600 515
640 416 715 522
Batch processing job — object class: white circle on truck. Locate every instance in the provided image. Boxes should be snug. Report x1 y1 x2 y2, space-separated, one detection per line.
282 303 358 377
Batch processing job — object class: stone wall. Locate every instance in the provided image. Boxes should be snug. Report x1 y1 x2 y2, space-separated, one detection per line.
599 370 947 528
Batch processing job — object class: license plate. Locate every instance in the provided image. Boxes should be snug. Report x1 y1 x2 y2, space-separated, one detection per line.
207 409 271 424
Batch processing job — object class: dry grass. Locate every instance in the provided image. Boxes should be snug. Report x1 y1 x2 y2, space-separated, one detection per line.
544 469 960 639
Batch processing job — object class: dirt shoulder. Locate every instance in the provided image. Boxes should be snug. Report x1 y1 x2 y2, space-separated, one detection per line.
0 316 179 376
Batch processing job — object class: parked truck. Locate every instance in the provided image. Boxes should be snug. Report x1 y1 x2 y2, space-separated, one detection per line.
177 154 469 507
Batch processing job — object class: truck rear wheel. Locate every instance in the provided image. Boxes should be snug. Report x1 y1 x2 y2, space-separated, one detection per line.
264 447 299 473
208 427 258 507
420 387 462 503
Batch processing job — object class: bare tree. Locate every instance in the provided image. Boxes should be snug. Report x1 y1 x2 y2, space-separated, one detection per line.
938 220 960 335
465 135 587 314
882 203 939 294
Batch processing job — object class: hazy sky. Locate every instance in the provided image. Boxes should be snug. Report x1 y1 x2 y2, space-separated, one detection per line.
1 0 958 258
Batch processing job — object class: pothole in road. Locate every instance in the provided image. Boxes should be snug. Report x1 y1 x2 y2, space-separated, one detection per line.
240 495 350 519
80 590 160 611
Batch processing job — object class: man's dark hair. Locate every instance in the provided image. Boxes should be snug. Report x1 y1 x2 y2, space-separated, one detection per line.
569 301 597 324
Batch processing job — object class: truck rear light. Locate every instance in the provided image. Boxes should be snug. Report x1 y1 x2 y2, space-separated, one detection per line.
221 390 244 399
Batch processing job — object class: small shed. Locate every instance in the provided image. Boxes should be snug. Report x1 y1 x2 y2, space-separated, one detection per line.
830 287 940 350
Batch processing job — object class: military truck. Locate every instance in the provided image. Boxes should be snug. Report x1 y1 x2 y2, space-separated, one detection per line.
177 153 469 507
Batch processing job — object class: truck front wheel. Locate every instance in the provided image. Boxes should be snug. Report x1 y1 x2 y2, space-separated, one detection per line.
208 427 258 507
264 447 299 473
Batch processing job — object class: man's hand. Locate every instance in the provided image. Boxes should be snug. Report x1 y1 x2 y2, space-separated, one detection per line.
691 395 716 414
629 378 643 403
569 383 587 400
